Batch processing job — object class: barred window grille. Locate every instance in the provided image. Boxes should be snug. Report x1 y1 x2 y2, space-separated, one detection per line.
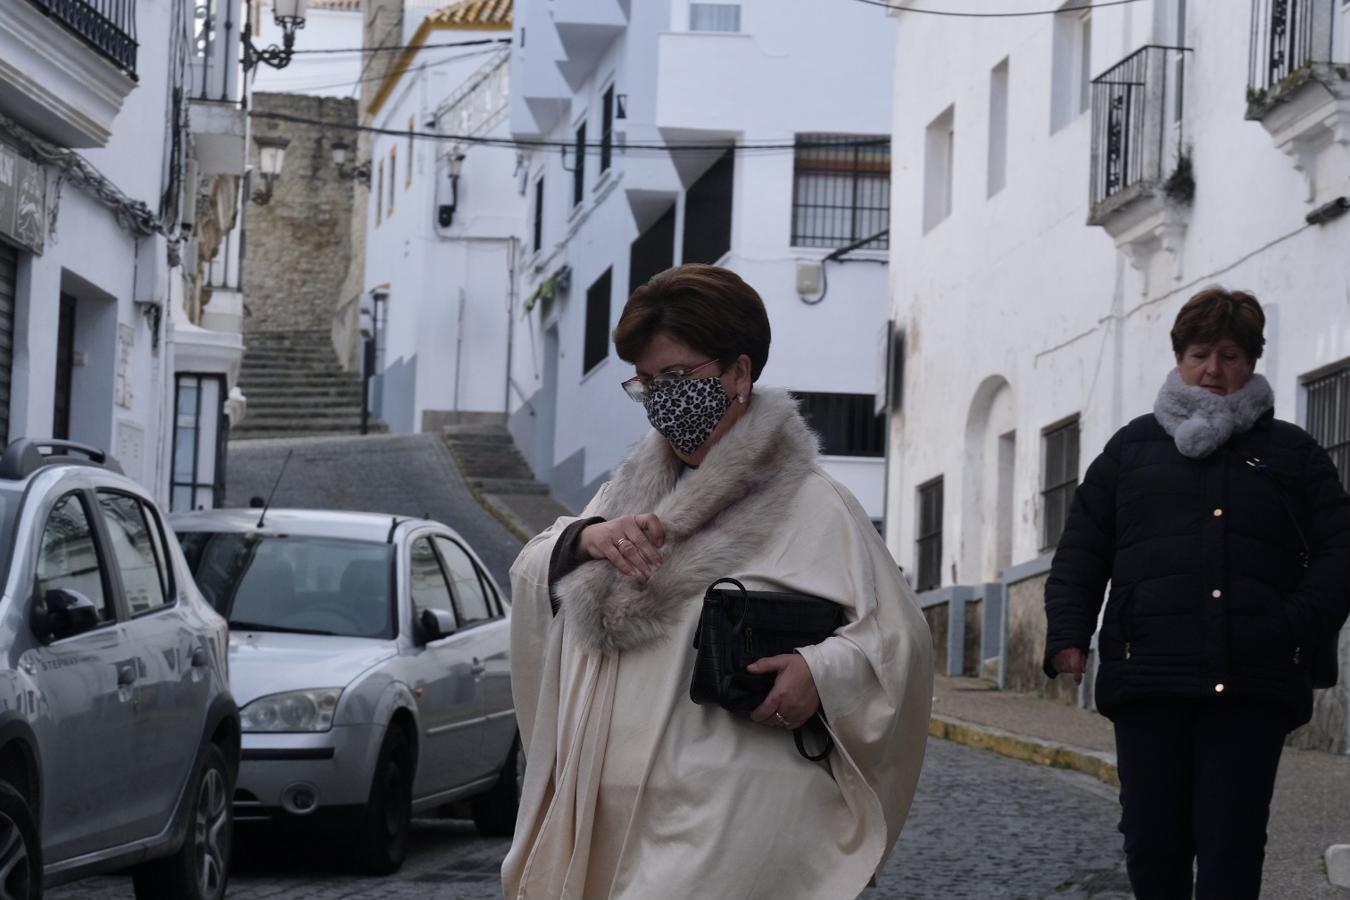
1307 366 1350 491
792 392 884 457
689 3 741 32
1041 418 1081 551
792 134 890 250
916 478 944 592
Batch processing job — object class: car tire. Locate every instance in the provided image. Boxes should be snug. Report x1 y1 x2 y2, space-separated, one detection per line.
0 781 40 900
131 744 232 900
471 734 523 838
352 727 412 876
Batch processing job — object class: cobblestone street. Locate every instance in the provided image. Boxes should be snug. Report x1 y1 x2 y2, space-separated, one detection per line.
49 739 1131 900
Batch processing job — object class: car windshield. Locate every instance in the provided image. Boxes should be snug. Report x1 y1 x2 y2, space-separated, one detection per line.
178 532 396 640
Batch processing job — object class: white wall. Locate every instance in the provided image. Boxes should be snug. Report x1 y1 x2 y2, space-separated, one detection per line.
509 0 897 517
886 0 1350 584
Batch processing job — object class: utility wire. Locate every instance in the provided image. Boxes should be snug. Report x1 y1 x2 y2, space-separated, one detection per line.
248 109 891 155
289 36 511 55
849 0 1146 16
266 46 505 93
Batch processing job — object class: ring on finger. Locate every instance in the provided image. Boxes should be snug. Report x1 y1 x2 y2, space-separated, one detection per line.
615 537 633 550
774 712 789 728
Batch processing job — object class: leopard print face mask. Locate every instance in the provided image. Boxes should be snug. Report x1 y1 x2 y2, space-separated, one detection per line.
642 376 732 456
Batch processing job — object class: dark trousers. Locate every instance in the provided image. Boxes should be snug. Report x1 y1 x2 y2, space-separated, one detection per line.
1112 699 1288 900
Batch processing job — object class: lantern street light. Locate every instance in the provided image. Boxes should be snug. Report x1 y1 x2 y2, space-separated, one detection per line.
243 0 308 71
438 147 467 228
251 135 290 205
331 139 371 185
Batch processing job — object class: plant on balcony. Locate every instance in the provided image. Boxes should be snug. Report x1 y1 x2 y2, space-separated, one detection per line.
1164 148 1195 206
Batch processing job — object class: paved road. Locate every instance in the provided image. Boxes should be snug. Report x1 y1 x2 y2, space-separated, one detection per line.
222 432 526 589
49 740 1132 899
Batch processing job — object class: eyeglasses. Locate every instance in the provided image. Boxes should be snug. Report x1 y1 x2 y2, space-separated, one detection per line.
621 358 723 403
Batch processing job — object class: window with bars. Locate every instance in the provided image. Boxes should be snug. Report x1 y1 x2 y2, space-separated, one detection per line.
583 268 612 374
171 375 228 512
916 478 944 592
573 120 587 208
1041 417 1080 551
792 392 884 457
689 2 741 31
792 134 890 249
601 86 615 174
1307 366 1350 491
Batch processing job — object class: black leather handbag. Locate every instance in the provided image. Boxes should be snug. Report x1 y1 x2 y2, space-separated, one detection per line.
689 577 845 760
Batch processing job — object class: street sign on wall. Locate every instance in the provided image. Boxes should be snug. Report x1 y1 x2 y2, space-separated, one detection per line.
0 141 46 255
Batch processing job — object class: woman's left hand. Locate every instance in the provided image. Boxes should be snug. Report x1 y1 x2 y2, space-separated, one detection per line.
748 654 820 730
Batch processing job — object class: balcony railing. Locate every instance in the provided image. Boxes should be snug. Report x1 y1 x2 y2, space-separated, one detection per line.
191 0 241 103
1088 45 1190 219
1247 0 1342 108
25 0 138 77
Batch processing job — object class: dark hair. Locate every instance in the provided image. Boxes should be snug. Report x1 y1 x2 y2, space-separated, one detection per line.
613 264 771 380
1170 287 1266 362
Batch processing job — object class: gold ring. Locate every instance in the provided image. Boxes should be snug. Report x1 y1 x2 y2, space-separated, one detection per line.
615 537 632 549
774 712 788 727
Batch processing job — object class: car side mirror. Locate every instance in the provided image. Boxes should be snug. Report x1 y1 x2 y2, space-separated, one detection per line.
31 588 102 643
418 608 458 643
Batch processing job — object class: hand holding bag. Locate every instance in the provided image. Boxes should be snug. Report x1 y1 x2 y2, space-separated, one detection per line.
689 577 845 760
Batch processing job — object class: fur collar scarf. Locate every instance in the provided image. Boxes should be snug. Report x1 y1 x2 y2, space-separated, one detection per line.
1153 369 1274 459
556 388 820 655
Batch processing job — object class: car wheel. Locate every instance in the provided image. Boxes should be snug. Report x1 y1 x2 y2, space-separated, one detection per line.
353 728 412 876
132 744 232 900
0 781 40 900
471 734 523 838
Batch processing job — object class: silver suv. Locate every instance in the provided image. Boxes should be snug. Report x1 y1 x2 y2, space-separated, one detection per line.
0 440 239 900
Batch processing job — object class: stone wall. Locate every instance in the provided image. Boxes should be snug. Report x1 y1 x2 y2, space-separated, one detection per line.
244 92 358 334
1288 624 1350 754
1005 572 1080 706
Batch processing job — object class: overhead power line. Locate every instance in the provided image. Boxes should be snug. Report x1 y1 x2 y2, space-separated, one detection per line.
849 0 1146 16
248 109 890 156
264 47 505 93
289 36 511 55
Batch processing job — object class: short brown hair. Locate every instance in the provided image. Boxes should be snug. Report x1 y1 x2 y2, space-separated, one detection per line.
613 264 771 380
1170 287 1266 361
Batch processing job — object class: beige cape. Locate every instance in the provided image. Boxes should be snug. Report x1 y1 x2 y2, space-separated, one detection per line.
502 389 933 899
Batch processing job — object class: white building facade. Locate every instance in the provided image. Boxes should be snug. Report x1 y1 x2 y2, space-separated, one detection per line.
0 0 251 508
886 0 1350 749
361 0 521 434
509 0 896 517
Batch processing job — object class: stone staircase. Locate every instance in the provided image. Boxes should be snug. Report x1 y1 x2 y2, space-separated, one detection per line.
233 330 387 441
440 418 570 539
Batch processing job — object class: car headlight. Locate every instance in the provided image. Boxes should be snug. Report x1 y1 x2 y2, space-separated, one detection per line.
241 689 342 733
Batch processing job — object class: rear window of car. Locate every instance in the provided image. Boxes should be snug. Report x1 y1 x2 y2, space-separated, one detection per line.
178 532 396 640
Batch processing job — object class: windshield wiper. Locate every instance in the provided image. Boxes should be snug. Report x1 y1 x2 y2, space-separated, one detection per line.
228 621 337 636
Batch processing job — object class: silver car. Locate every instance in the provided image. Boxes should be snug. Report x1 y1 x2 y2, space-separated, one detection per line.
168 508 518 874
0 440 238 900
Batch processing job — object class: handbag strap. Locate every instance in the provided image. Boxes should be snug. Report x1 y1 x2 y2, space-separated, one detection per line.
793 712 834 762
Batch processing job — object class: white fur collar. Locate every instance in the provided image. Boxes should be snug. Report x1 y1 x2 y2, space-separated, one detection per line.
555 388 821 655
1153 369 1274 459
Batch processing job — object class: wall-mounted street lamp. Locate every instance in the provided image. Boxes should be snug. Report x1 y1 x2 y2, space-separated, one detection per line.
243 0 308 71
438 147 467 228
330 140 371 184
251 135 290 205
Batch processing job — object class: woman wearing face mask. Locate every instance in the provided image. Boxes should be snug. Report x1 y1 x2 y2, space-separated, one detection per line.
502 264 933 900
1044 287 1350 900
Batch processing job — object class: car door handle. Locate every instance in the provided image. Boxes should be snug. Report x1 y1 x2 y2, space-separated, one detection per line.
117 664 138 686
190 647 209 668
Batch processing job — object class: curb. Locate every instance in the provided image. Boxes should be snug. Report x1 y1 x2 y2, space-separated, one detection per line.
929 714 1120 788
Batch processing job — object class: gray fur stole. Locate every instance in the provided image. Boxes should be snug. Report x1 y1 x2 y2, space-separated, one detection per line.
555 388 821 655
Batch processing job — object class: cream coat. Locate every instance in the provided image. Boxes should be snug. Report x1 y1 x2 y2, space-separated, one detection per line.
502 389 933 899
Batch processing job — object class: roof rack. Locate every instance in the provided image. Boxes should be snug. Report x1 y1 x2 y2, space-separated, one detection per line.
0 440 124 480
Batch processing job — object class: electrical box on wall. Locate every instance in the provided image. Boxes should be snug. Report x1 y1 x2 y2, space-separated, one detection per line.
795 262 821 295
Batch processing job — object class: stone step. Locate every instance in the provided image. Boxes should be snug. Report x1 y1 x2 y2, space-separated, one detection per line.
236 384 363 398
442 423 513 439
244 402 364 417
238 372 361 386
241 362 348 375
234 415 379 432
472 477 549 496
230 425 390 441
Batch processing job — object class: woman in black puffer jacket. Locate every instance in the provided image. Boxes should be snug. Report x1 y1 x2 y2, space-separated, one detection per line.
1043 287 1350 900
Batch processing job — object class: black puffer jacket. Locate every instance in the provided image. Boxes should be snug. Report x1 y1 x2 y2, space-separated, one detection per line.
1043 410 1350 727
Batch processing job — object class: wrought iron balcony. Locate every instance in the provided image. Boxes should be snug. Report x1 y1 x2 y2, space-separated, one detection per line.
191 0 241 103
25 0 137 77
1088 45 1191 224
1248 0 1338 108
